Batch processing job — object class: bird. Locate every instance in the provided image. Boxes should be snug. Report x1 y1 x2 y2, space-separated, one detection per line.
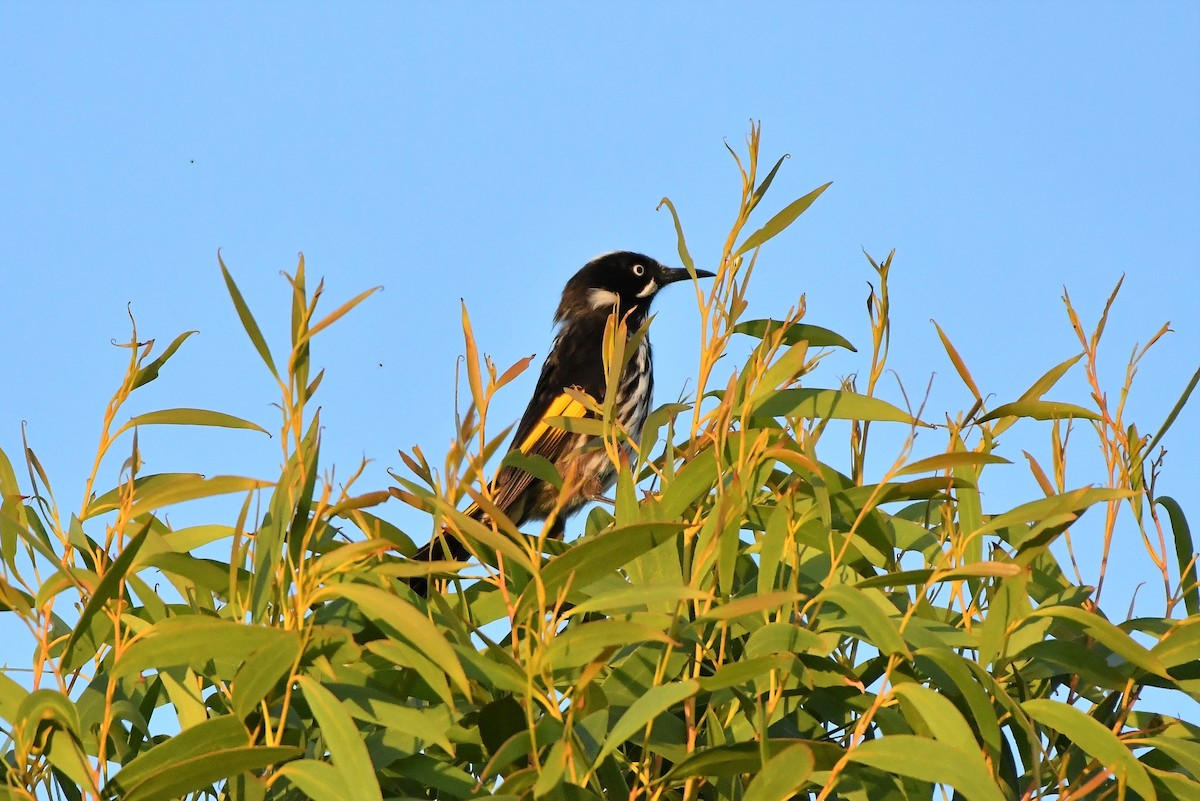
409 251 714 593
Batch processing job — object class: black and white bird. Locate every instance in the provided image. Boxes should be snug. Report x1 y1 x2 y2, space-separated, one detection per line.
411 251 713 587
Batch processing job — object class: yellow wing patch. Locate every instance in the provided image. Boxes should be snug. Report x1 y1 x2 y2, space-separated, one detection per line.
516 393 589 456
461 393 591 521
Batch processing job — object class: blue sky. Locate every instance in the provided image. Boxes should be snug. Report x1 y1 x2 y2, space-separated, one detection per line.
2 5 1197 650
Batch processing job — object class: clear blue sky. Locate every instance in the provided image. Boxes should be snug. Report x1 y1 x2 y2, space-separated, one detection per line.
2 6 1197 643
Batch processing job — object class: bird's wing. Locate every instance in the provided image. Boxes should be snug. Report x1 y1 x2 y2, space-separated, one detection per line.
484 390 591 518
477 333 599 519
465 319 607 524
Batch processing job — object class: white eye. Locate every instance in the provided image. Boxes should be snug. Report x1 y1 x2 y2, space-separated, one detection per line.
632 263 645 276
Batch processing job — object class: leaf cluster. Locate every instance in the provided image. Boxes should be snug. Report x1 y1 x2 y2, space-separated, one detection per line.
0 124 1197 801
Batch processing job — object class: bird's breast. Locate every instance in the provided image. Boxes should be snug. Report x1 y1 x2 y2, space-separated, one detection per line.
616 338 654 443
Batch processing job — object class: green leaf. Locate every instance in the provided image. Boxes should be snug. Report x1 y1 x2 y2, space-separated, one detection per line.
913 649 1003 765
1022 699 1156 800
86 474 270 519
1140 364 1200 467
499 450 563 490
977 572 1029 668
1151 616 1200 670
744 621 830 657
743 742 814 801
122 747 297 801
518 522 684 618
894 452 1011 477
816 584 910 657
1157 496 1197 616
933 321 982 403
1026 605 1168 678
566 584 708 617
697 654 794 693
637 402 691 458
219 254 278 380
1017 353 1084 403
0 671 29 724
743 341 810 412
1015 640 1127 689
659 447 718 518
695 591 802 623
61 519 152 672
743 388 916 424
854 562 1022 590
891 683 981 748
1147 766 1200 799
14 689 82 755
750 152 790 211
45 728 97 795
336 683 455 755
130 330 198 390
595 679 699 765
733 319 856 351
103 715 298 801
295 677 383 801
736 182 831 255
118 408 268 436
848 735 1005 801
972 487 1131 540
365 640 454 706
114 617 293 680
977 400 1101 423
663 741 763 782
1132 735 1200 780
546 619 676 671
274 760 347 801
231 632 301 719
656 196 696 274
320 583 470 698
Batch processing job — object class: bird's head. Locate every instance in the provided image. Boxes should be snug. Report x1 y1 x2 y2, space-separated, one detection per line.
555 251 715 324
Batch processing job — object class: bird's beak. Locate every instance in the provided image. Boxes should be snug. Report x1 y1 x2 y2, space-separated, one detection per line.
661 266 716 285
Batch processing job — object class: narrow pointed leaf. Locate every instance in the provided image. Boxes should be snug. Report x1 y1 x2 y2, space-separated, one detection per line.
61 519 152 672
743 388 916 423
733 319 856 351
131 330 198 390
736 182 831 255
895 452 1010 477
119 408 268 436
295 677 383 801
219 254 277 379
848 735 1005 801
595 679 699 765
743 743 814 801
978 400 1100 423
1022 699 1155 800
1157 496 1197 616
319 583 470 697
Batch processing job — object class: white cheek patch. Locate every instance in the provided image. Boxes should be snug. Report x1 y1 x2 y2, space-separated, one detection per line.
636 279 658 298
589 288 620 309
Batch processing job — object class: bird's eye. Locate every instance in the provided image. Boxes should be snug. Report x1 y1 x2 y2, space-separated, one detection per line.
631 264 645 276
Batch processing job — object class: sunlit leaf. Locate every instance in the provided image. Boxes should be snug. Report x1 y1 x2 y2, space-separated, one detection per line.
736 182 831 255
743 388 916 423
848 735 1005 801
595 679 699 765
295 677 383 801
977 400 1100 423
118 408 268 436
1023 699 1156 800
733 319 856 352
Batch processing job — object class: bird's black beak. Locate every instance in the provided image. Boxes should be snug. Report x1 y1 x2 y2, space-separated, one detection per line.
661 266 716 285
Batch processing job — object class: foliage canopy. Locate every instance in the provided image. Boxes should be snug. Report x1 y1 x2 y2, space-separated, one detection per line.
1 125 1197 800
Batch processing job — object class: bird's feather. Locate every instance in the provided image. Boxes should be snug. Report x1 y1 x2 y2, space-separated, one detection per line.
485 391 590 515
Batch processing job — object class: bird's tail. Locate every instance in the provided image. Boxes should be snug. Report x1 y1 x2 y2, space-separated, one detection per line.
407 504 484 596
